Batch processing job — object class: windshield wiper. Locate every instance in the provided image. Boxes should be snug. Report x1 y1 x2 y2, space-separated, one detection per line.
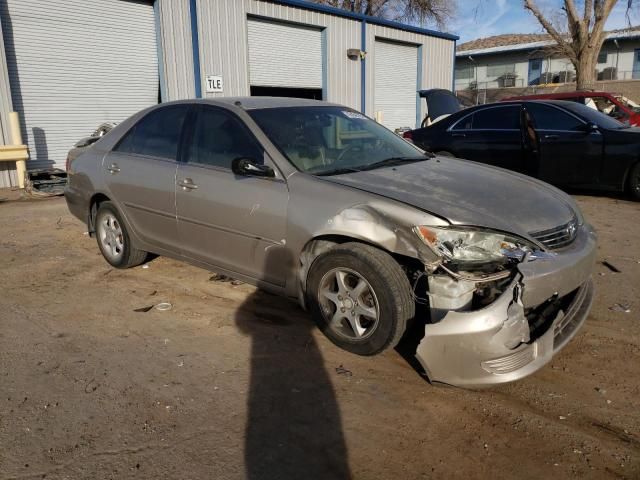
358 155 432 172
315 166 363 176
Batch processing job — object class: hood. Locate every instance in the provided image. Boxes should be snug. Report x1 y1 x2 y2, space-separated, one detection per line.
321 158 576 238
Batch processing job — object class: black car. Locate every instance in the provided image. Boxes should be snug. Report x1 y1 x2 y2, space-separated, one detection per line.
404 100 640 200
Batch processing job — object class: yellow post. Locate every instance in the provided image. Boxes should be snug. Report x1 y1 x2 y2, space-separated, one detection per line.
8 111 26 188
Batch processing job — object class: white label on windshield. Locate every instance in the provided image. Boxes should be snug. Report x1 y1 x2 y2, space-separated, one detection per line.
342 111 366 119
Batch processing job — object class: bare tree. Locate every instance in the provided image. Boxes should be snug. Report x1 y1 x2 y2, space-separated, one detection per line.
524 0 619 90
312 0 454 29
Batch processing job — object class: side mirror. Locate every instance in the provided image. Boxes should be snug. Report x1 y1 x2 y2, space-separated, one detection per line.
231 157 275 178
583 122 599 133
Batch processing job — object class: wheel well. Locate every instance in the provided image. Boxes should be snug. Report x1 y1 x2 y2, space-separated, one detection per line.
299 235 424 296
87 193 111 235
623 160 640 191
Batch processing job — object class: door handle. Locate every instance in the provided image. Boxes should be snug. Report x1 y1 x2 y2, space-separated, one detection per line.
178 178 198 190
451 133 466 138
543 134 559 140
107 163 120 174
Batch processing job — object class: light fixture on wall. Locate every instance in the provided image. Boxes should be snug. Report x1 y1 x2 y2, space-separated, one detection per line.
347 48 364 60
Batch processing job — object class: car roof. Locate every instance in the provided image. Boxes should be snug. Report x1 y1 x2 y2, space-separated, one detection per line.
204 97 341 110
502 91 617 101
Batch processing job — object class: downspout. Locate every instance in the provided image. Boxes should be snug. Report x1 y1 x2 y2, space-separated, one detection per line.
361 19 367 114
189 0 202 98
154 0 167 102
452 40 456 92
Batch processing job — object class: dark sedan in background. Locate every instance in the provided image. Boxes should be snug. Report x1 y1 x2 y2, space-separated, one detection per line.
404 100 640 200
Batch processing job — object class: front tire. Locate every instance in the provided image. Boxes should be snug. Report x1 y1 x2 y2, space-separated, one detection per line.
95 201 147 268
627 162 640 201
306 243 415 355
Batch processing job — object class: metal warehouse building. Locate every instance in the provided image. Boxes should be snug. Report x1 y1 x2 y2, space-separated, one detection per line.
0 0 456 188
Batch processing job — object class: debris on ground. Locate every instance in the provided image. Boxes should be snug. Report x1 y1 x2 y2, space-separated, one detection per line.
134 305 154 313
609 303 631 313
601 260 622 273
155 302 172 311
209 273 244 286
335 365 353 376
24 169 67 197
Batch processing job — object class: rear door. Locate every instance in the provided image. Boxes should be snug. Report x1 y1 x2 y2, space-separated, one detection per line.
104 105 189 253
175 105 289 285
525 102 602 186
448 105 525 172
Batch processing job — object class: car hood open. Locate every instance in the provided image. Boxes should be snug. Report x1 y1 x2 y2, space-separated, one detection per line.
321 158 576 238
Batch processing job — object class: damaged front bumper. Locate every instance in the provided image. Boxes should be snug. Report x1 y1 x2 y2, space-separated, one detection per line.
416 224 596 388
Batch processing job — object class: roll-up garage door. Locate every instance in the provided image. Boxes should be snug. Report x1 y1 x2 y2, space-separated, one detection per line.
374 40 418 131
0 0 158 170
247 18 322 89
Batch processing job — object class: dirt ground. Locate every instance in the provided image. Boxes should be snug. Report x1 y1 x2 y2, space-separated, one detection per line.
0 190 638 480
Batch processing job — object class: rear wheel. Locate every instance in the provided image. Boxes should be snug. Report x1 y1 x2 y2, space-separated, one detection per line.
306 243 414 355
95 201 147 268
627 162 640 201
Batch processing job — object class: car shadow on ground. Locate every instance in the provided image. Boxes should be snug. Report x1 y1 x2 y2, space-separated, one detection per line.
234 250 352 480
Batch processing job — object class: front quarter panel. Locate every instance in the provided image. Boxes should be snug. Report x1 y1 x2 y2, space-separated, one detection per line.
284 172 448 297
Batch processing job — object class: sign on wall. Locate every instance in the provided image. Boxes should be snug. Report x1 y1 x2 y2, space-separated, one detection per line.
205 75 224 93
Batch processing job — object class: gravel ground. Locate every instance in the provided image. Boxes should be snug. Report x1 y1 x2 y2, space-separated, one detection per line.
0 191 638 480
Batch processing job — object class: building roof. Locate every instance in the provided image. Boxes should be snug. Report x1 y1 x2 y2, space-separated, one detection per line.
457 27 640 57
270 0 458 41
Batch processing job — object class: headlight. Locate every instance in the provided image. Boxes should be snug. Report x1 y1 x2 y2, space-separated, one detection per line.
414 226 537 266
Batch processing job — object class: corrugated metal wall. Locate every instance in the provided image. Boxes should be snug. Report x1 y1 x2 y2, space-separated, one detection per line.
0 14 17 188
187 0 452 115
195 0 361 109
157 0 195 101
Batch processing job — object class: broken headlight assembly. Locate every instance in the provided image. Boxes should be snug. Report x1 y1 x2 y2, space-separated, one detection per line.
414 226 539 281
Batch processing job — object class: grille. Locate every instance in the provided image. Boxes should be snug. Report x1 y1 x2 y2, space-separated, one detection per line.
530 217 578 250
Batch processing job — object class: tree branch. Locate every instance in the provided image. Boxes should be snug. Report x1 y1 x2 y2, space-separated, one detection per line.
524 0 576 61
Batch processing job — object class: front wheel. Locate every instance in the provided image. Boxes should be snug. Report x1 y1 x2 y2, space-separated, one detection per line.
306 243 415 355
627 162 640 201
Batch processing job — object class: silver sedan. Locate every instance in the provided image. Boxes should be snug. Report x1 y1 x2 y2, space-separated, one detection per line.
65 97 596 388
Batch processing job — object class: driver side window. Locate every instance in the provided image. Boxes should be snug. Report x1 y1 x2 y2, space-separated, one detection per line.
186 107 263 169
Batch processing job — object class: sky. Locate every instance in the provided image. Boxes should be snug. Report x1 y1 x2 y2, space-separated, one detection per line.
448 0 640 44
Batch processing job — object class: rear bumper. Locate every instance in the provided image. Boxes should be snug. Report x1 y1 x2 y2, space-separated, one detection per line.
64 182 88 223
416 224 596 388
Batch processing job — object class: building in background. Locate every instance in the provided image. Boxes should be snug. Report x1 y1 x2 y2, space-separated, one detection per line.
455 29 640 92
0 0 456 188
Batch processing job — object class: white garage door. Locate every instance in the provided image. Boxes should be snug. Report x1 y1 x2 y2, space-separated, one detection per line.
247 18 322 89
0 0 158 170
374 40 418 131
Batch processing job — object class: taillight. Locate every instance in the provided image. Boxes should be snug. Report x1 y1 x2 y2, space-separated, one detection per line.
65 155 71 172
403 130 413 140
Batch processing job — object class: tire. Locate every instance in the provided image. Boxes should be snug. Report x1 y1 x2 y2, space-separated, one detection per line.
306 242 415 356
95 201 147 268
435 150 456 158
627 162 640 201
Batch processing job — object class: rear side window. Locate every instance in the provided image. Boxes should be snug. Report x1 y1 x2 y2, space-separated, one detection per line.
526 103 584 131
471 106 520 129
115 106 189 160
186 107 263 169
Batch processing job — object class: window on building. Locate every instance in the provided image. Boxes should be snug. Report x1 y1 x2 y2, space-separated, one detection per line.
455 65 474 80
486 63 516 77
526 103 584 131
115 106 189 160
597 51 607 64
472 106 521 129
187 107 263 169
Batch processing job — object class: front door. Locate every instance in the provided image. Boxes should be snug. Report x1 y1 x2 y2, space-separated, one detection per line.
104 105 189 253
528 58 543 85
175 105 289 286
525 102 602 186
633 49 640 79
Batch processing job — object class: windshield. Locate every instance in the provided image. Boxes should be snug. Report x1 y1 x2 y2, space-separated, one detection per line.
249 106 427 175
560 101 630 129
